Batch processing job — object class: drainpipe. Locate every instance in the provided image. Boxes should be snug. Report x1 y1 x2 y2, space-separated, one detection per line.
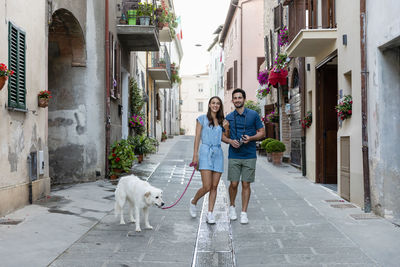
105 0 111 177
300 58 306 176
360 0 371 212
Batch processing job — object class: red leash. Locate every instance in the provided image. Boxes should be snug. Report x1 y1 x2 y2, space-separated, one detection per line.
162 162 197 210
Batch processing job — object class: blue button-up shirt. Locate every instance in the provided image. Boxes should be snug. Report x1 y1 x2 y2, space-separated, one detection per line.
225 108 264 159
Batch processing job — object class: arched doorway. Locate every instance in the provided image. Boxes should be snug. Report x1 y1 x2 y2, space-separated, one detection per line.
48 9 88 184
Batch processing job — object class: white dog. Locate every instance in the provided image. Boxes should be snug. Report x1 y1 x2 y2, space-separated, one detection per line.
114 175 164 232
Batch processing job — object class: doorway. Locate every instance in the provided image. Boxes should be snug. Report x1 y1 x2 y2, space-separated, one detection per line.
316 57 338 185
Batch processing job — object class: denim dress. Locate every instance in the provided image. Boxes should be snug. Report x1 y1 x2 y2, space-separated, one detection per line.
197 115 224 173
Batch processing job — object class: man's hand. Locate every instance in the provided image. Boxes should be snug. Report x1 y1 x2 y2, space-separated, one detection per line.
229 139 240 148
242 135 251 144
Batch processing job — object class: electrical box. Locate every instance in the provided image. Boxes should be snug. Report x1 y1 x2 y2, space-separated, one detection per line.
38 150 44 175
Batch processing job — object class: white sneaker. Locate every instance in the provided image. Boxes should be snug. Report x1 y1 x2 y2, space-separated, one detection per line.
206 212 216 224
229 206 237 221
189 198 197 218
240 212 249 224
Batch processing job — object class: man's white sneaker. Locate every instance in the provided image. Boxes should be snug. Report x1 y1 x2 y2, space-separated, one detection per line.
240 212 249 224
229 206 237 221
189 198 197 218
206 212 216 224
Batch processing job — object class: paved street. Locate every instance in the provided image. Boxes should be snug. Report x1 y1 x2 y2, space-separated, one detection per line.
1 135 400 266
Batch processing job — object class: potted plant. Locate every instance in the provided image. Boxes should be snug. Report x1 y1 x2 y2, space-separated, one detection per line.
0 63 15 90
137 2 153 25
128 134 152 163
265 140 286 165
301 111 312 129
161 131 167 142
129 114 145 134
336 95 352 121
158 59 166 68
108 139 136 179
262 111 279 124
38 90 52 108
256 86 270 99
261 138 275 162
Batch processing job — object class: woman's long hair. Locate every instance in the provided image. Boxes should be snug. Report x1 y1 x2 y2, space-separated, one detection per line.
206 96 224 127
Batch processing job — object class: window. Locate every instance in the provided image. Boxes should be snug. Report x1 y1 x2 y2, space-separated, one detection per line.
198 102 203 112
8 22 26 110
257 57 264 79
274 4 283 32
226 67 233 89
198 83 203 92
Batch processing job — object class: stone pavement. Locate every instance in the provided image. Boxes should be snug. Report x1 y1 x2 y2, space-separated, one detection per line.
0 135 400 267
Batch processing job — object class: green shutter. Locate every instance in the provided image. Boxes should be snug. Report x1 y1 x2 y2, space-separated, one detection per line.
8 22 26 110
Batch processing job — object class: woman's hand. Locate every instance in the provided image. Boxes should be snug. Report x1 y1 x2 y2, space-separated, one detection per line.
192 155 199 170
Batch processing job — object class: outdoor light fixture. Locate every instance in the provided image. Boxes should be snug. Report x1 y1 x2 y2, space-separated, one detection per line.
343 34 347 46
307 63 310 71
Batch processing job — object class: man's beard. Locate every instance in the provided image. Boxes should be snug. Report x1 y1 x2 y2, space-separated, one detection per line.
234 102 244 108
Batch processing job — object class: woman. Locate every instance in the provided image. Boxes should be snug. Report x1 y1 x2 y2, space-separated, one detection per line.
189 96 229 224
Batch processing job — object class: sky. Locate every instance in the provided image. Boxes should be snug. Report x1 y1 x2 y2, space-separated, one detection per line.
173 0 231 75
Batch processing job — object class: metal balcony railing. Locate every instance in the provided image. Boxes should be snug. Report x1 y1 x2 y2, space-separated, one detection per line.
151 45 171 78
120 0 159 28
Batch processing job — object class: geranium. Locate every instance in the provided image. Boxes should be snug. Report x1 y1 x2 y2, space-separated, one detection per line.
301 111 312 129
278 27 289 46
336 95 353 121
262 111 279 123
256 86 270 99
0 63 15 79
257 69 269 85
108 139 136 174
38 90 52 99
129 114 145 128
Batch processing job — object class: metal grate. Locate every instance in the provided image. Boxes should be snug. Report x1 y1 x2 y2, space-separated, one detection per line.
350 213 379 220
325 199 345 203
331 204 357 209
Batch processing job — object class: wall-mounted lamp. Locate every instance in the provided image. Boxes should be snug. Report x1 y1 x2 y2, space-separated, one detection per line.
342 34 347 46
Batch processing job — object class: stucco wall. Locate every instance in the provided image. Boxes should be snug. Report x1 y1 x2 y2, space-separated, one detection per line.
336 0 364 207
181 74 210 135
48 0 106 184
367 0 400 224
0 0 50 215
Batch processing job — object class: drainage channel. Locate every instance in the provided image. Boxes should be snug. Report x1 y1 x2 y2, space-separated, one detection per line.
192 180 236 267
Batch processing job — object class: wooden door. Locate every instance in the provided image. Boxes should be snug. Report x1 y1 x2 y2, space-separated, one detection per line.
316 64 338 184
340 136 350 200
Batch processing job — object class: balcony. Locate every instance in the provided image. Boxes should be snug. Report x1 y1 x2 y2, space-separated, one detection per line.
116 0 160 51
148 45 172 88
284 0 337 57
286 29 337 57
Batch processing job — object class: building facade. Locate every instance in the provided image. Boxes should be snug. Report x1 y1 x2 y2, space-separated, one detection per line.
0 0 50 216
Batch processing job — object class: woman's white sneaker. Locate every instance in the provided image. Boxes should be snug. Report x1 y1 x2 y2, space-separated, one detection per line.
240 212 249 224
189 198 197 218
229 206 237 220
207 212 216 224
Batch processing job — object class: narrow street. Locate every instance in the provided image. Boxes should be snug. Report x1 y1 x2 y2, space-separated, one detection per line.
1 136 399 266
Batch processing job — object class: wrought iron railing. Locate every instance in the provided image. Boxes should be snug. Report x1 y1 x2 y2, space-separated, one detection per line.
151 45 171 78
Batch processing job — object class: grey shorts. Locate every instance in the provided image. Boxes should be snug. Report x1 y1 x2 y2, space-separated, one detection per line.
227 158 257 183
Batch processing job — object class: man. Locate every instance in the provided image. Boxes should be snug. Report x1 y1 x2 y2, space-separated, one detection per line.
224 88 265 224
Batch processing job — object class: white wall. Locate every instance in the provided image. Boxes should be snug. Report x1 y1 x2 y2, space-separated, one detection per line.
181 74 210 135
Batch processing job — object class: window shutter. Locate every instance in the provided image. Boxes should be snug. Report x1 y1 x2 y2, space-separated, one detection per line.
8 23 26 109
264 36 270 68
274 4 283 32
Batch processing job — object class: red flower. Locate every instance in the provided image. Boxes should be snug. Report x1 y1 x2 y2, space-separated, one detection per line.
348 110 352 114
112 153 116 157
116 157 121 162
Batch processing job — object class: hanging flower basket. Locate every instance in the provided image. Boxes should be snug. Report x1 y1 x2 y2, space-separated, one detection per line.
0 76 6 91
256 85 270 99
257 69 269 86
336 95 353 121
38 90 52 108
38 97 49 108
268 66 288 86
301 111 312 129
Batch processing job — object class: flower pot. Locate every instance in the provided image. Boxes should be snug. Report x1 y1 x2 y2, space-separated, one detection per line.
0 76 6 90
137 154 143 163
139 16 150 26
127 10 137 25
267 152 272 162
38 97 49 108
157 21 164 29
271 152 283 165
268 67 288 86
